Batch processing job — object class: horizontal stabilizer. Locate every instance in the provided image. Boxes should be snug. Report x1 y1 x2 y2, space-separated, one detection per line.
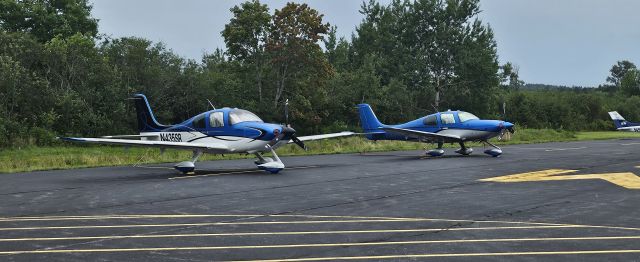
292 131 356 143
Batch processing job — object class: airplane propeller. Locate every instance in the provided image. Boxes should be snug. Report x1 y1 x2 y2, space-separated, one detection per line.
498 102 515 141
502 102 516 134
283 99 307 150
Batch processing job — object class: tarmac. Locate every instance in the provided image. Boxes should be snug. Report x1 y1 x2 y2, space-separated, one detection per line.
1 139 640 261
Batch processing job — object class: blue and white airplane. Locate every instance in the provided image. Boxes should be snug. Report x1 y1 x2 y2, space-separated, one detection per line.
609 111 640 132
60 94 354 174
357 104 515 157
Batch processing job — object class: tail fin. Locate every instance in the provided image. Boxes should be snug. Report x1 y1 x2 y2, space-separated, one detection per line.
358 104 385 132
132 94 168 132
608 111 628 129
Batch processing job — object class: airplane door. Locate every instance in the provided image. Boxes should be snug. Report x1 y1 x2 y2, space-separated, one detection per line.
439 113 456 130
208 111 226 136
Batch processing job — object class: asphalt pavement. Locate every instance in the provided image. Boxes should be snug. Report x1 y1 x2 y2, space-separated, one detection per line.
1 139 640 261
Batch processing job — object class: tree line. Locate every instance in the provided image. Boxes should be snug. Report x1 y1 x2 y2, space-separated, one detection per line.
0 0 638 147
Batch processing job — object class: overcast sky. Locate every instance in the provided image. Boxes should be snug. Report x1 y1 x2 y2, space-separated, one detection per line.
91 0 640 87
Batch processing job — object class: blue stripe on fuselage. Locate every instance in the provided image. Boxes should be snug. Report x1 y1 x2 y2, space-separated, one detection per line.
145 122 282 142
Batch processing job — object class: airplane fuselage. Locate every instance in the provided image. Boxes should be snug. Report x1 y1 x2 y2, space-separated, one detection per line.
365 113 510 143
617 126 640 132
140 108 292 154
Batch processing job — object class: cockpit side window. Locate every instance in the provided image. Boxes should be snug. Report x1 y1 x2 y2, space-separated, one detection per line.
440 113 456 124
423 115 437 126
192 114 206 129
209 112 224 127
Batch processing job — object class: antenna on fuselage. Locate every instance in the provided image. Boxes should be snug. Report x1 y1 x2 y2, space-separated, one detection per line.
207 99 216 110
284 99 290 126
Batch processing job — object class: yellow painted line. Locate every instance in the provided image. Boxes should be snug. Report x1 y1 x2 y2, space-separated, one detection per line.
169 165 320 179
0 214 579 227
481 169 579 182
2 214 639 233
0 214 263 222
0 219 460 231
0 214 563 226
0 214 411 222
480 169 640 189
229 250 640 261
2 236 640 255
0 225 587 242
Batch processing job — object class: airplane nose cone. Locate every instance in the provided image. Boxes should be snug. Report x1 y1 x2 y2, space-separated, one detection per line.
504 122 515 133
496 121 515 133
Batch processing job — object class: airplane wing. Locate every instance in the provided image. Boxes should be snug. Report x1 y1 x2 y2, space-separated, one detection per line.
381 127 461 142
59 137 229 151
292 131 356 142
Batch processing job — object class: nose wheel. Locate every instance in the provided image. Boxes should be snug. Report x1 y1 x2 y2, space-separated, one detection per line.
255 145 285 174
483 141 503 157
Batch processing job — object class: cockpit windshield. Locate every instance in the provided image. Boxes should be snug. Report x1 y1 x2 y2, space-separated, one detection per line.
458 111 479 122
228 109 263 125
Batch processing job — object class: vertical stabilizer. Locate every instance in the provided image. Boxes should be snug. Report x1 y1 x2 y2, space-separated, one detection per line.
357 104 385 132
132 94 168 132
608 111 628 129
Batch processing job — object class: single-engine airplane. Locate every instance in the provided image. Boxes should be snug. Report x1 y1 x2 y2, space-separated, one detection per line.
608 111 640 132
60 94 354 174
358 104 515 157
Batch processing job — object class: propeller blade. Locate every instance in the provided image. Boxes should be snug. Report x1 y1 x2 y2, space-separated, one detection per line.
291 135 307 151
284 99 290 126
507 126 515 134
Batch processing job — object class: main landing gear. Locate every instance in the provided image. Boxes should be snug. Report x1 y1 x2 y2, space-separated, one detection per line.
426 141 445 157
426 141 474 157
254 145 285 174
174 150 203 174
426 141 503 157
455 142 473 155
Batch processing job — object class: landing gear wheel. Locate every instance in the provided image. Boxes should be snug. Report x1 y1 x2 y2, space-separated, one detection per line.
426 141 445 157
255 145 285 174
426 149 445 157
483 141 503 157
455 142 473 155
174 150 203 174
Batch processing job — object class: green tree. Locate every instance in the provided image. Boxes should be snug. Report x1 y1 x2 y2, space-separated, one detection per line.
267 2 331 108
620 69 640 96
500 62 523 90
0 0 98 42
607 60 636 87
222 0 271 101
